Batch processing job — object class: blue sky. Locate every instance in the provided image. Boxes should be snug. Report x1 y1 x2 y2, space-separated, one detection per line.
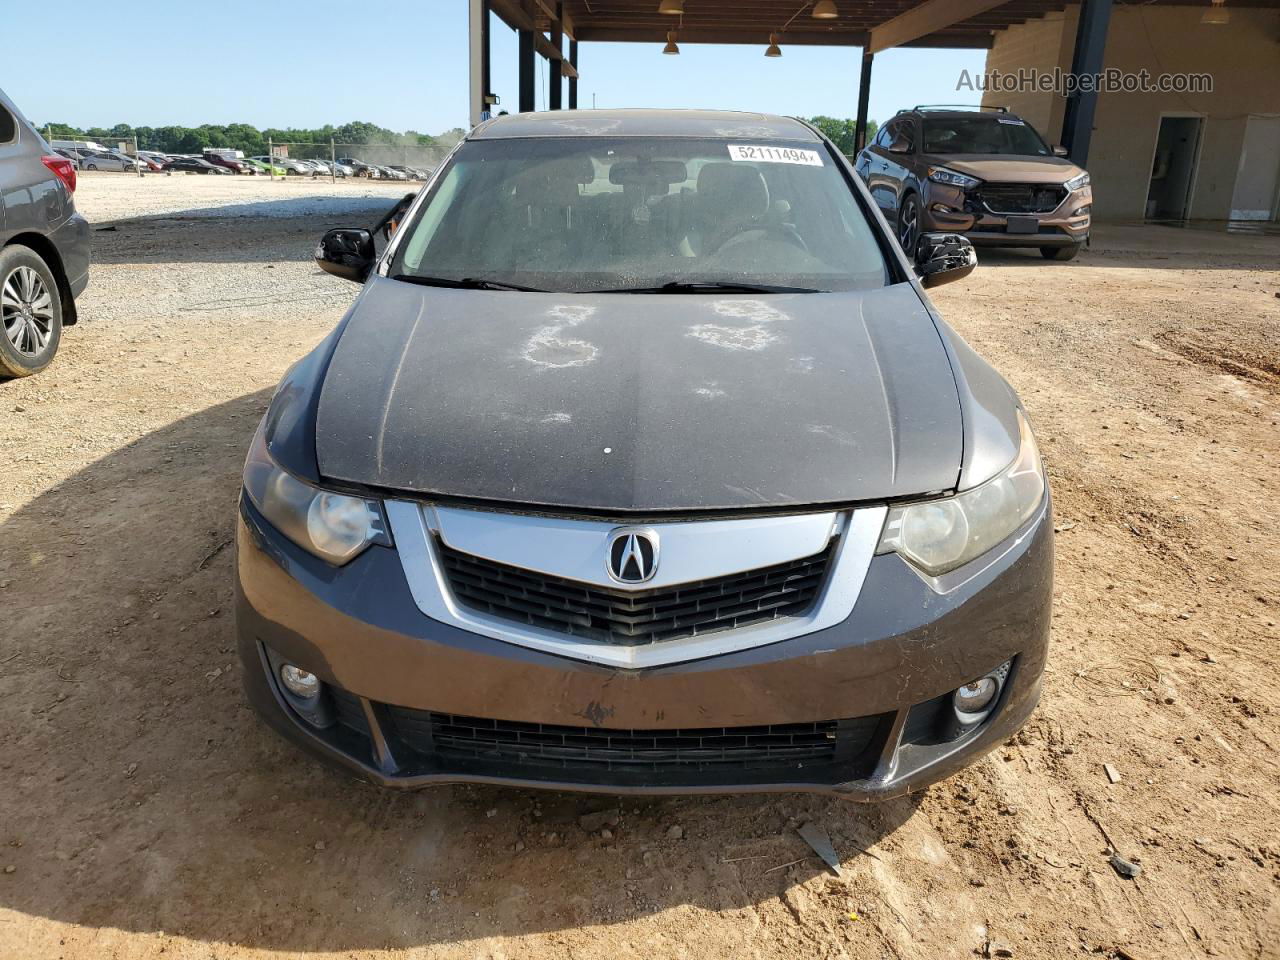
7 2 985 133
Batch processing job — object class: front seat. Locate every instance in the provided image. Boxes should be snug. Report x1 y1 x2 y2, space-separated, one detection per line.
687 162 770 256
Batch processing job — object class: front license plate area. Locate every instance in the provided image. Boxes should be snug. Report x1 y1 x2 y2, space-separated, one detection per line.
1006 216 1038 234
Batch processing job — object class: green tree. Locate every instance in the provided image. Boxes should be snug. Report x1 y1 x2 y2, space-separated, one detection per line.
807 115 878 154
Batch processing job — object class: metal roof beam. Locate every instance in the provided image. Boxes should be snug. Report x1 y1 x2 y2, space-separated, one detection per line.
867 0 1007 54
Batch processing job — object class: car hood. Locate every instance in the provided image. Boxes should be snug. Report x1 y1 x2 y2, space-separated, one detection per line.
923 154 1083 184
314 277 964 513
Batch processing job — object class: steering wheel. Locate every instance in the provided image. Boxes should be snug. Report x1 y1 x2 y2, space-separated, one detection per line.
715 222 809 255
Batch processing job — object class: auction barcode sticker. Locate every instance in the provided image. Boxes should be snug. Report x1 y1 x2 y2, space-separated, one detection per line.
728 144 823 166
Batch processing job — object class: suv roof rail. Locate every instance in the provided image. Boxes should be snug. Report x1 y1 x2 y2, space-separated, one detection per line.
911 104 1009 113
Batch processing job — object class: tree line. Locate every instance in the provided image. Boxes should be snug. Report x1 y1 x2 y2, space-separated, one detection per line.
40 120 467 155
41 115 875 157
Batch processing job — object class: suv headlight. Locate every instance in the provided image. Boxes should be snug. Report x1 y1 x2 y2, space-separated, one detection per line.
1065 171 1091 192
928 166 981 189
242 426 390 565
877 411 1046 576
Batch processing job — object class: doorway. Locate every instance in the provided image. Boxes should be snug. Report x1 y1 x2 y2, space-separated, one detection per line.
1146 115 1204 221
1230 115 1280 221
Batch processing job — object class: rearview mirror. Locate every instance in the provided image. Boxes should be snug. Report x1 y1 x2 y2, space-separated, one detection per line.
315 228 375 283
1052 144 1069 157
916 233 977 289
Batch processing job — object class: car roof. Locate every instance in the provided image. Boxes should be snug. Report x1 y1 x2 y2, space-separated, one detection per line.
470 109 819 141
899 108 1023 121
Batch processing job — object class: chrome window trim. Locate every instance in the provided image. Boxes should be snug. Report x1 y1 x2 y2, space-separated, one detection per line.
384 500 887 669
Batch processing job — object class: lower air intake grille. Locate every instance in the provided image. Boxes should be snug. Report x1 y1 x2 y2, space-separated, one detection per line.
436 539 834 646
979 182 1067 214
327 690 888 786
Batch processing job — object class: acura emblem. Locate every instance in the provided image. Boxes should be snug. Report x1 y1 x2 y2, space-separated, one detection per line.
607 529 659 584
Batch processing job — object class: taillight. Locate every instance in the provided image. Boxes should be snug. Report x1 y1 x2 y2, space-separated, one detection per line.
41 155 77 194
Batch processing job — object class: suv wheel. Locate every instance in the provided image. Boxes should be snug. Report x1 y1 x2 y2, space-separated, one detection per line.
1040 244 1081 261
898 193 920 259
0 246 63 379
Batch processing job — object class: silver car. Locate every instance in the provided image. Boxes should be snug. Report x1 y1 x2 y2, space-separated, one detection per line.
0 87 91 377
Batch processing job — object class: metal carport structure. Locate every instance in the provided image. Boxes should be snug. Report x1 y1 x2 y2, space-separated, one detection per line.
467 0 1135 163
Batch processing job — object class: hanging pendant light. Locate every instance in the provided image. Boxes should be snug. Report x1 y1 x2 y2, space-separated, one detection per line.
765 33 782 57
663 31 680 54
658 0 684 14
1201 0 1229 24
812 0 838 19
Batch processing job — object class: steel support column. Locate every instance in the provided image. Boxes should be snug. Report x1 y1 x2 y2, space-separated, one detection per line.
468 0 485 126
519 29 535 112
1060 0 1113 166
854 50 874 153
549 4 564 110
480 0 492 120
568 39 578 109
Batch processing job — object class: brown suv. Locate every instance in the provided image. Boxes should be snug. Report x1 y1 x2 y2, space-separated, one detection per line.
855 106 1091 261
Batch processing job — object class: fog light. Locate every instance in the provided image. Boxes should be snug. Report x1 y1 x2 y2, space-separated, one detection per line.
954 677 998 715
280 664 320 699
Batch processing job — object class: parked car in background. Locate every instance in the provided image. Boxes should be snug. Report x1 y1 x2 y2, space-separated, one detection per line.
855 105 1091 261
388 165 430 181
53 148 82 169
241 158 285 176
239 110 1049 801
78 150 136 173
251 156 313 176
136 154 165 172
0 86 90 378
204 152 251 174
163 156 229 174
337 156 378 178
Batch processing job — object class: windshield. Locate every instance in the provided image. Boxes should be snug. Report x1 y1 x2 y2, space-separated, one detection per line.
389 137 888 293
922 117 1051 156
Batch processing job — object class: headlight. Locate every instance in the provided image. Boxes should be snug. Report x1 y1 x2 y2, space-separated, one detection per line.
928 166 981 189
242 426 390 565
877 411 1045 576
1065 171 1091 191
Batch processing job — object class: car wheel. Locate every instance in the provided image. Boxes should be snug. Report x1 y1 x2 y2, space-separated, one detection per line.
1040 244 1081 261
86 163 98 171
0 245 63 379
898 193 920 259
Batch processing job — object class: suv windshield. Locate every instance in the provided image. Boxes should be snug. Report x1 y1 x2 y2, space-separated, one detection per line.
922 116 1051 156
389 137 888 293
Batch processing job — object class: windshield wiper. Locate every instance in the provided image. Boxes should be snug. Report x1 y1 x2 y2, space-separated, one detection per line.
594 280 821 294
391 274 547 292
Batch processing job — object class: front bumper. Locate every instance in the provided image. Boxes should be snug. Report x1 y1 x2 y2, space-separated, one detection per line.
922 182 1091 249
235 497 1052 799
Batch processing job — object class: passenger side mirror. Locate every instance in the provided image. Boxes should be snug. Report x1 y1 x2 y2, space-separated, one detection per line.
1052 144 1069 157
315 228 375 283
916 233 977 289
888 137 912 155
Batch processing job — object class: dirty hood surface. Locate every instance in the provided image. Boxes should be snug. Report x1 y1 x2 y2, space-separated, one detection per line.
315 277 963 513
924 154 1083 184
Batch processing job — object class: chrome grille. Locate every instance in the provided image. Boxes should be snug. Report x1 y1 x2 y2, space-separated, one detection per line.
436 538 834 646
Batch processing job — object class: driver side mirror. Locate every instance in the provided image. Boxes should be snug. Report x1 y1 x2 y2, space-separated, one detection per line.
1052 144 1069 157
315 228 375 283
916 233 977 289
888 136 912 155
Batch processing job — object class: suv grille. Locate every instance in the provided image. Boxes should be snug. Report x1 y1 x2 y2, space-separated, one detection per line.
436 539 834 646
978 182 1067 214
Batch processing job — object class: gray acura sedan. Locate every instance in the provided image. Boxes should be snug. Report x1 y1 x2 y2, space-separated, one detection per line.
235 110 1052 799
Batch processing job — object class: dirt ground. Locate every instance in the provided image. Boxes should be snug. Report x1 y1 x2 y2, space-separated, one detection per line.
1 175 1277 960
